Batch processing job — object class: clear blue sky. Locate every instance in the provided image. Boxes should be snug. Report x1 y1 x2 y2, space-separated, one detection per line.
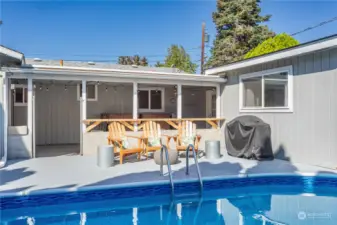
1 0 337 69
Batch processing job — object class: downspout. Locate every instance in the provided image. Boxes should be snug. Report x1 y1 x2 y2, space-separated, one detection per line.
0 72 8 168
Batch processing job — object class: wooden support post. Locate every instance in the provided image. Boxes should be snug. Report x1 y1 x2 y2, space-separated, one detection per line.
206 120 218 129
216 84 221 127
177 84 182 119
165 120 179 129
2 73 8 163
133 82 138 131
27 77 33 158
82 80 87 134
86 121 101 132
7 78 11 126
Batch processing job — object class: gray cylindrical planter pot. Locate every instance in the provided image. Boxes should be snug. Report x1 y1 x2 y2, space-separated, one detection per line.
205 140 221 159
97 145 114 168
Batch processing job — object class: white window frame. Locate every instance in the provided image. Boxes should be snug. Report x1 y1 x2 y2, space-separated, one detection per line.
138 87 165 112
13 84 28 106
239 65 293 113
77 84 98 101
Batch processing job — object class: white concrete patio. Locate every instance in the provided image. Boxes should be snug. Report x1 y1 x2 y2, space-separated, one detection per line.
1 153 337 196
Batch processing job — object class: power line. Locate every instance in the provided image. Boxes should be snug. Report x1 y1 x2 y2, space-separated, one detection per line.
291 15 337 36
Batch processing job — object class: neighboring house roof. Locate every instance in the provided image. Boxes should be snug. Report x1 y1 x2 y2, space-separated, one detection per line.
25 58 183 73
205 34 337 75
0 45 25 66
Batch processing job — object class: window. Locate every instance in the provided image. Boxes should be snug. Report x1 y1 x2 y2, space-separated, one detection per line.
14 85 28 106
138 88 164 112
239 66 293 112
77 84 98 101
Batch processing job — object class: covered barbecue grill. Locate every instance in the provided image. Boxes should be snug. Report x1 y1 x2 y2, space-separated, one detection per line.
225 115 274 160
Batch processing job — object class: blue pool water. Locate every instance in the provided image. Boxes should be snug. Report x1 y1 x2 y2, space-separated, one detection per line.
1 176 337 224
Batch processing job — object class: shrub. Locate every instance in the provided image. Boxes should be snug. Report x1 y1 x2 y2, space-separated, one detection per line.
244 33 299 59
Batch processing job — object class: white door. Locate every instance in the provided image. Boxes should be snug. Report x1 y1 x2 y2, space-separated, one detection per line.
206 90 216 127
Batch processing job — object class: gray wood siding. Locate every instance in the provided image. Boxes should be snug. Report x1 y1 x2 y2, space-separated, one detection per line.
33 84 207 145
35 85 80 145
13 106 27 126
222 48 337 167
0 77 4 157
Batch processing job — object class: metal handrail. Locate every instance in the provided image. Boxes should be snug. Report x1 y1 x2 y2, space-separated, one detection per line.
193 197 203 225
185 144 203 192
160 145 175 195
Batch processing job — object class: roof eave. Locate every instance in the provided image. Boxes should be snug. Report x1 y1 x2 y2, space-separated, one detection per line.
0 45 24 62
205 35 337 75
3 67 226 84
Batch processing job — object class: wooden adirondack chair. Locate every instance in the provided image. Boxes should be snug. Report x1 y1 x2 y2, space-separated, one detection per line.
173 121 201 153
141 121 168 159
107 122 144 164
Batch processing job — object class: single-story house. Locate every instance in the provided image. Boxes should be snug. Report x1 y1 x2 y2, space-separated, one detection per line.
206 34 337 168
0 47 225 163
1 34 336 168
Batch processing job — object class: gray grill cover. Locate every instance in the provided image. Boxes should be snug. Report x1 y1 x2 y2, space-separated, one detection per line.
225 115 274 160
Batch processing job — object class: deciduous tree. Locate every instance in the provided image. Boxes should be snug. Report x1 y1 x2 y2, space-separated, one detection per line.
155 45 198 73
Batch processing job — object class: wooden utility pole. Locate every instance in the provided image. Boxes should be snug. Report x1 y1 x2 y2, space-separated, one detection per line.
200 22 205 74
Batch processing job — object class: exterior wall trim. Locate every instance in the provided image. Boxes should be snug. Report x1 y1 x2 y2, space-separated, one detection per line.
138 87 165 113
76 83 98 101
238 65 294 113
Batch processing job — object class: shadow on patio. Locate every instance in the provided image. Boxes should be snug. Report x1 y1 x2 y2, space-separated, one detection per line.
0 167 35 185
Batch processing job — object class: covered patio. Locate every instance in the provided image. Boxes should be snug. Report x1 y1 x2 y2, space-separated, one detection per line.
3 63 226 159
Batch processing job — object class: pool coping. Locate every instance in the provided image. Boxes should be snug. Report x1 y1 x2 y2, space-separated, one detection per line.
2 171 337 198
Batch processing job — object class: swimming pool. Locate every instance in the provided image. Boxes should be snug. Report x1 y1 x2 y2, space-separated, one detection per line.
1 175 337 224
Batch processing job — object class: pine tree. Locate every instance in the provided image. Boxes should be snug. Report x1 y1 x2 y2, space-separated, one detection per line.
133 55 141 65
117 55 149 66
207 0 274 68
118 56 126 65
140 57 148 66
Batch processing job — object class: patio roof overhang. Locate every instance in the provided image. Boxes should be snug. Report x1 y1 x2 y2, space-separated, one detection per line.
3 65 226 86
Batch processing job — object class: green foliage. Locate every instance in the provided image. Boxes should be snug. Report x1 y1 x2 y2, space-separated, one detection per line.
154 61 164 67
118 55 148 66
244 33 299 59
140 56 148 66
155 45 198 73
207 0 274 68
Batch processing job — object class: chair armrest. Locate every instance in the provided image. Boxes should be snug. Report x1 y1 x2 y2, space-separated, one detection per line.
162 134 176 140
162 134 175 137
125 135 144 140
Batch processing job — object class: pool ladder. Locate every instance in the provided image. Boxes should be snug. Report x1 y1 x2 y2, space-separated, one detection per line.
160 144 203 196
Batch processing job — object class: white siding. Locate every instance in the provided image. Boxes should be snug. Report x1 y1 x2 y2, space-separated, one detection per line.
0 76 4 158
222 47 337 167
